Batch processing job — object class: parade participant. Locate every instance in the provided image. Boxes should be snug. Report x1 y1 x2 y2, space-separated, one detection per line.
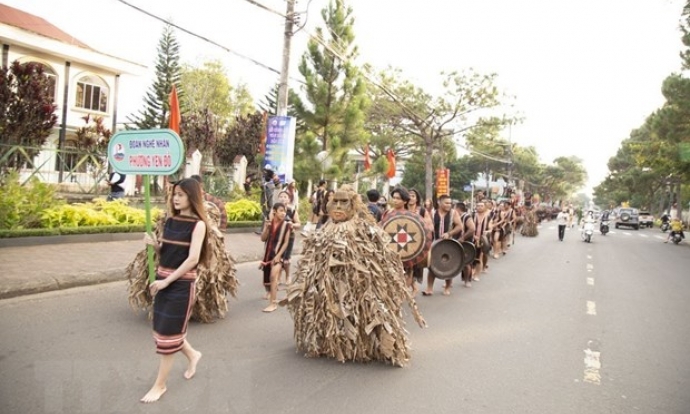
473 200 492 280
282 185 425 367
139 178 207 403
490 200 506 259
366 188 383 222
556 207 569 241
317 189 335 229
277 190 301 285
191 174 227 231
567 204 575 228
260 165 282 222
382 187 420 293
126 186 238 324
454 202 476 287
260 202 292 313
424 198 434 216
501 201 516 252
408 188 433 286
423 194 463 296
310 179 327 225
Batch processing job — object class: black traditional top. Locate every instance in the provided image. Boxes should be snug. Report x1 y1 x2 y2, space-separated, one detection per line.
159 215 200 271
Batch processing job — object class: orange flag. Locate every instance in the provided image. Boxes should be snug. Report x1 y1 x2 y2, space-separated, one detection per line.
168 85 180 134
364 143 371 171
259 111 268 155
386 149 396 178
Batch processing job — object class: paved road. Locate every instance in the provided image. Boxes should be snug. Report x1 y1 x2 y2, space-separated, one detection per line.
1 226 689 413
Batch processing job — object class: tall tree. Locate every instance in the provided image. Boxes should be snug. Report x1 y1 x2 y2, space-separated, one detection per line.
375 69 504 201
215 111 264 173
0 61 57 174
180 59 254 124
127 24 182 129
294 0 368 180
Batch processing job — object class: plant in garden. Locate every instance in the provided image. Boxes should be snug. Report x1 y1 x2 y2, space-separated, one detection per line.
40 199 163 228
225 199 262 221
0 61 58 174
0 171 61 229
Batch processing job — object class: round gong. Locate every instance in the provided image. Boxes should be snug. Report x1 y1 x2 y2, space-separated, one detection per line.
429 239 465 279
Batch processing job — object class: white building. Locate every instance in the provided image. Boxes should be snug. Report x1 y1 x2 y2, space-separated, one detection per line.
0 3 145 192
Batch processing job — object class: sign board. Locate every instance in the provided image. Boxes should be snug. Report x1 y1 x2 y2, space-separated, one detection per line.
264 116 296 182
107 129 184 175
435 168 450 198
463 185 472 192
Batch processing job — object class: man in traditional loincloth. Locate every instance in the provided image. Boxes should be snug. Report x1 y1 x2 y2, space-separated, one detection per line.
473 200 492 280
454 202 476 288
282 185 425 367
423 194 463 296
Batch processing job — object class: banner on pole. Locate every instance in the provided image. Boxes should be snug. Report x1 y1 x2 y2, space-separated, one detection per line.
107 129 184 175
264 116 296 183
436 168 450 198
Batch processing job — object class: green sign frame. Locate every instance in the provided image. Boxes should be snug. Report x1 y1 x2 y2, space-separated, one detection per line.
107 129 184 175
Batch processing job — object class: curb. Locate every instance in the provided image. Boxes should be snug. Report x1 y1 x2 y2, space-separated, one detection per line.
0 245 302 300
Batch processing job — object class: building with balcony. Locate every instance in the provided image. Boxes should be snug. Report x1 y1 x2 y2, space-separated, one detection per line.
0 3 145 191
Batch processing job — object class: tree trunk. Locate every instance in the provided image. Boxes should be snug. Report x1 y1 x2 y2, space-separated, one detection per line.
424 137 434 203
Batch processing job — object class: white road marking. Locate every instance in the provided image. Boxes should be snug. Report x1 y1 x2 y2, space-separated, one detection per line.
586 264 594 272
587 277 594 286
583 348 602 385
654 235 665 240
586 255 592 259
639 234 649 238
586 301 597 315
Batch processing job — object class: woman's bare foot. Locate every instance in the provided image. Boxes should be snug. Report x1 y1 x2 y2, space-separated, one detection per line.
263 302 278 313
443 287 451 296
184 351 202 380
140 385 167 403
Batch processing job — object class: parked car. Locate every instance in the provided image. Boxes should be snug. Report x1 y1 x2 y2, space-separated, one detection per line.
615 208 640 230
638 211 654 228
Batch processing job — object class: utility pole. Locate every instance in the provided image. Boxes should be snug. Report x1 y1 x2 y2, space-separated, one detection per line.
277 0 295 116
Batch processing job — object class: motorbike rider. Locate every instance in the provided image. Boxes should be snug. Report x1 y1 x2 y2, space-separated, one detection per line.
664 217 685 243
599 210 610 233
581 210 596 237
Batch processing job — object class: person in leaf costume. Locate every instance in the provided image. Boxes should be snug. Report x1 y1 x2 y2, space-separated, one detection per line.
281 185 426 367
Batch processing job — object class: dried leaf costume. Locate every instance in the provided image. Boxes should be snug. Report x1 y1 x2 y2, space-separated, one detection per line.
126 200 238 323
282 185 426 367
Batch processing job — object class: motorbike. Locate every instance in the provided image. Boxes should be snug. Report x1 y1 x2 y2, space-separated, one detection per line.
600 220 609 235
582 222 595 243
671 232 683 245
660 221 670 232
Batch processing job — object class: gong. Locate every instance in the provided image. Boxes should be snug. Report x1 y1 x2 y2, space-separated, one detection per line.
428 239 465 280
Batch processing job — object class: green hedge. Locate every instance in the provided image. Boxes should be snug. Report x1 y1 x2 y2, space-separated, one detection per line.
0 221 262 238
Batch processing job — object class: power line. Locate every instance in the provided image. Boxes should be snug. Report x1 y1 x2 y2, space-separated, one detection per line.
114 0 305 84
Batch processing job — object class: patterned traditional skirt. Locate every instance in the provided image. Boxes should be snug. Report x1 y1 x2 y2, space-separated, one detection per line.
152 270 196 354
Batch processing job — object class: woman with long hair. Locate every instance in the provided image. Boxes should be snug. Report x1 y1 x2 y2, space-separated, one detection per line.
140 178 208 403
317 189 335 229
277 190 301 284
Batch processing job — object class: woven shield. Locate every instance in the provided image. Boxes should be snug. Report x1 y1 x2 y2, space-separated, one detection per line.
381 210 432 267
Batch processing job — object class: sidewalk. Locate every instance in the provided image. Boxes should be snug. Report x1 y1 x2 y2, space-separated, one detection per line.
0 231 303 300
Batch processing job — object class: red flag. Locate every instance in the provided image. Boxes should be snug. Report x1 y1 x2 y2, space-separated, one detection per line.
259 111 268 154
386 149 396 179
364 143 371 171
168 85 180 134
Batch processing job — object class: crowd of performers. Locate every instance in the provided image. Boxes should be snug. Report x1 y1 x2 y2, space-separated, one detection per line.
126 178 536 403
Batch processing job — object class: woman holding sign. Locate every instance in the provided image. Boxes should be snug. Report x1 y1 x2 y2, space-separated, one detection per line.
140 178 208 403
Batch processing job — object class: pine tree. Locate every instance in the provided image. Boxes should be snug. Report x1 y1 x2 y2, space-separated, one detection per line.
127 24 182 129
294 0 368 179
